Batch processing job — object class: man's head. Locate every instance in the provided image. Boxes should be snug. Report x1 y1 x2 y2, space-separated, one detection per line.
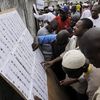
73 18 93 37
62 50 87 78
79 27 100 68
91 5 100 19
46 20 58 33
59 6 69 21
56 30 70 45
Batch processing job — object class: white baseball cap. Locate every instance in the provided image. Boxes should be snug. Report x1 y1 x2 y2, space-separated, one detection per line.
62 50 86 69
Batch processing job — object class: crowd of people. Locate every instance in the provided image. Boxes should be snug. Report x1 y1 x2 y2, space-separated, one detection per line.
32 1 100 100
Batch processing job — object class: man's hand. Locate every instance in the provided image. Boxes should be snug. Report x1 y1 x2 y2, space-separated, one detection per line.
32 42 39 51
41 60 54 70
60 78 78 86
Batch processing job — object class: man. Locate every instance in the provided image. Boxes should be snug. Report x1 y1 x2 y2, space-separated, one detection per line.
88 5 100 27
80 3 91 19
61 49 88 100
37 19 58 36
76 3 81 13
79 27 100 100
54 6 71 33
32 30 70 80
44 18 93 68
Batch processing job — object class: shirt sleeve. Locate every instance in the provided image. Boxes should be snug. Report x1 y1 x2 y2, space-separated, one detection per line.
34 13 46 21
38 34 56 44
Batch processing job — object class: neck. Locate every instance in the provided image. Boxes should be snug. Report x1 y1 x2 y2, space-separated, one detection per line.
93 15 99 19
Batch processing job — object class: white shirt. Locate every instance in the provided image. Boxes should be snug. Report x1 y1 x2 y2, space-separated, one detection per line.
88 15 100 27
34 12 55 22
60 35 77 58
80 9 92 19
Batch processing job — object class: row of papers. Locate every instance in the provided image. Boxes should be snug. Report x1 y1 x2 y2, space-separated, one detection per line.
0 9 48 100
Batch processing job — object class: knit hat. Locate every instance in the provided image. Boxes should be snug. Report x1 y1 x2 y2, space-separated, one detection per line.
62 50 86 69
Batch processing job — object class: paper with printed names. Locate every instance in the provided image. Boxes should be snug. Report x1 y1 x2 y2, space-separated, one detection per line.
0 9 48 100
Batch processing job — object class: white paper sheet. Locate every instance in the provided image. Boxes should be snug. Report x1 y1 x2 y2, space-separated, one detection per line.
0 9 48 100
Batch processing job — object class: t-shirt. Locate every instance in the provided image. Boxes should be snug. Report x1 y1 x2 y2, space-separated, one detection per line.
76 4 81 12
55 16 71 32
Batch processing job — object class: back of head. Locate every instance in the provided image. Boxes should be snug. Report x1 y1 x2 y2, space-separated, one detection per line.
79 27 100 67
56 30 70 45
80 18 93 29
47 20 58 32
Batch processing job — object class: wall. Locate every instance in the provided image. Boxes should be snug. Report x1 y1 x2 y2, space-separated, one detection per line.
0 0 36 36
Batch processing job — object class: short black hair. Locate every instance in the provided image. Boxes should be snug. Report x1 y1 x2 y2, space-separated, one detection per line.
80 18 93 29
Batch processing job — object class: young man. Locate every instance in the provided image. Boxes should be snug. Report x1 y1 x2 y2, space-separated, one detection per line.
79 27 100 100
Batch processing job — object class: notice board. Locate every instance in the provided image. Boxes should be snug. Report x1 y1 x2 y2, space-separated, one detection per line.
0 8 48 100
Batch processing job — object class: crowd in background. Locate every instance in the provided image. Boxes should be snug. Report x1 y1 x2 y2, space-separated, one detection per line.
32 1 100 100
